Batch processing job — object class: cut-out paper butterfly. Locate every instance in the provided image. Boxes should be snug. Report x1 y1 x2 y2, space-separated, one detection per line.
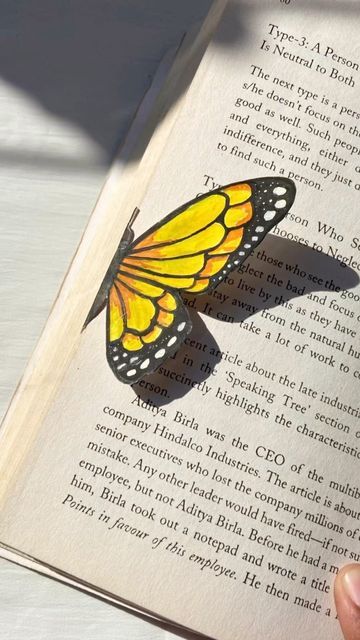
84 177 296 383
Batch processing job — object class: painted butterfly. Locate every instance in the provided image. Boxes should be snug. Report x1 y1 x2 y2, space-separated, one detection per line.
84 177 296 383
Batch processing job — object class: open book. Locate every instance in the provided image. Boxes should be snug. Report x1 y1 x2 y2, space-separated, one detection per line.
1 2 359 639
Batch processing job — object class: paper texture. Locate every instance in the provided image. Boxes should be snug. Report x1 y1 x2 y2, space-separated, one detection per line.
1 3 359 640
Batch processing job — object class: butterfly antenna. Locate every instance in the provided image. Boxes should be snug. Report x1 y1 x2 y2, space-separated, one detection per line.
127 207 140 233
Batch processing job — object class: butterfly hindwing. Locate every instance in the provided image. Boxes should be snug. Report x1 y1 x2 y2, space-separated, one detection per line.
106 280 192 383
99 177 295 383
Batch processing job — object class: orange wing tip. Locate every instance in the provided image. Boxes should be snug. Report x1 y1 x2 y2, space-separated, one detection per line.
185 279 210 293
209 228 244 256
221 183 252 206
157 310 174 328
200 255 229 277
224 202 253 228
122 333 143 351
142 325 163 344
158 292 177 311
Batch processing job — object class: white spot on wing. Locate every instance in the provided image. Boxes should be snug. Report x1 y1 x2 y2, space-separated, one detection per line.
275 199 287 209
255 226 264 233
264 210 276 221
155 348 166 359
177 322 186 332
274 186 286 196
140 359 150 370
126 369 137 377
167 336 177 347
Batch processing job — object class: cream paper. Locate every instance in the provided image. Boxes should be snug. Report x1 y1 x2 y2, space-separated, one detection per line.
1 2 360 640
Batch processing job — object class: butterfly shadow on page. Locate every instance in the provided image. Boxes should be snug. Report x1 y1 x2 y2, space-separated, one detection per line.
132 310 222 406
193 234 359 328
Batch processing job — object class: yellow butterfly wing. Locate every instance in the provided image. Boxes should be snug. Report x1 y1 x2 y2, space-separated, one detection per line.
103 177 296 382
106 277 190 382
120 177 295 295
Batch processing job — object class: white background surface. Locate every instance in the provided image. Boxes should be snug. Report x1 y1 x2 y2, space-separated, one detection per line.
0 2 212 637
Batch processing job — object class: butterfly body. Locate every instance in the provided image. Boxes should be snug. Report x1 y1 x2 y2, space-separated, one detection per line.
85 177 296 384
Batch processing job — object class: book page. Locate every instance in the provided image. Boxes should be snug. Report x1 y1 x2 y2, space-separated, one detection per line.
1 2 360 640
